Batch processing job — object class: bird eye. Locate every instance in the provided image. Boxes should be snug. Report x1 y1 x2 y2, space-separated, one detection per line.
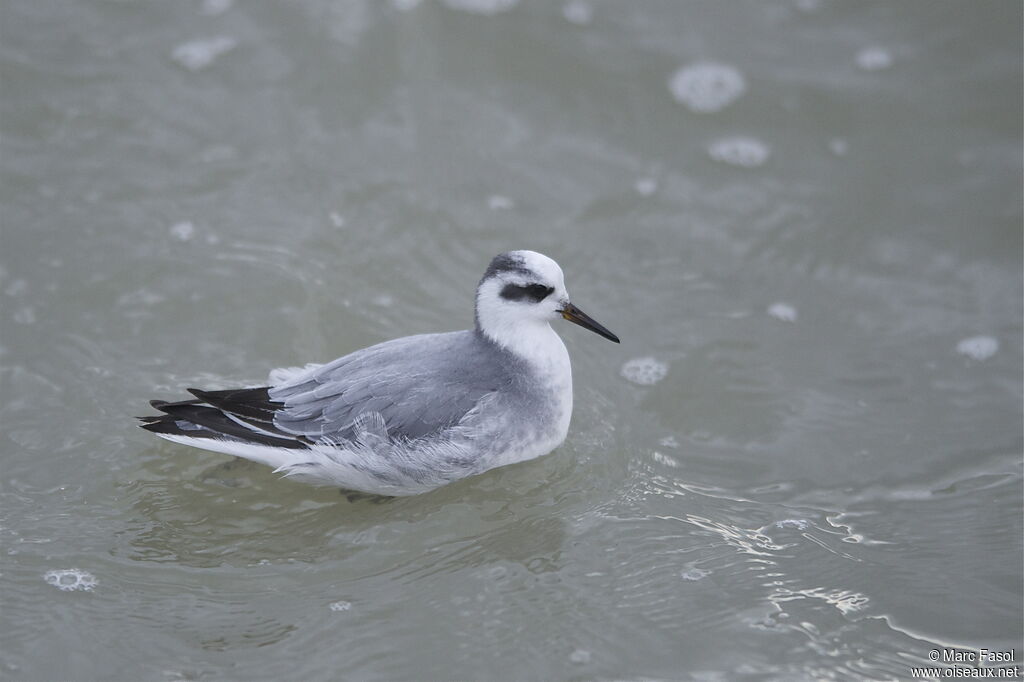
525 284 553 299
500 283 555 302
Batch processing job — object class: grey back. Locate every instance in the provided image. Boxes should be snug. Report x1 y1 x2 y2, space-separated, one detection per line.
269 331 519 441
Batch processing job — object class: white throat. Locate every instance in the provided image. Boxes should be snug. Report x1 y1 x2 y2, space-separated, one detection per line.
480 317 570 370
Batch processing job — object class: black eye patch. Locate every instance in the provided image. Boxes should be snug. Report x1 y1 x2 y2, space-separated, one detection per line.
500 283 554 302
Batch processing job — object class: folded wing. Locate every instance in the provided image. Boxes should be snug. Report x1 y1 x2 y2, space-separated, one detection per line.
141 330 511 448
269 331 508 441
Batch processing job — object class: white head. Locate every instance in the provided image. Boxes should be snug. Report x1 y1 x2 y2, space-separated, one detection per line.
475 250 619 354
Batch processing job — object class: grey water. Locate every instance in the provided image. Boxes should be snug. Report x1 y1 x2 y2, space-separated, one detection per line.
1 1 1021 680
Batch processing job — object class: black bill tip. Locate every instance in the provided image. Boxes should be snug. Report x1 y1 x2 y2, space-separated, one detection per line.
560 302 620 343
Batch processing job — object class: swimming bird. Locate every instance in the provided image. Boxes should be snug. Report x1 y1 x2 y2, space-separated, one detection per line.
139 250 620 496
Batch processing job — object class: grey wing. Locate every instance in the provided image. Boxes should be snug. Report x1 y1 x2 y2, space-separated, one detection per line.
267 332 507 441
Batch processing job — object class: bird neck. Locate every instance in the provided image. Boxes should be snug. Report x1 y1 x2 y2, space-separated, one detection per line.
476 318 569 373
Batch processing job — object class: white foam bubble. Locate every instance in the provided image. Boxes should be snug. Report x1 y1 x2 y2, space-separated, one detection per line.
669 62 746 113
169 220 196 241
117 289 164 307
621 357 668 386
199 0 233 16
634 177 658 196
562 0 592 25
329 212 346 228
201 144 237 163
487 194 515 210
569 649 592 664
5 279 28 297
828 137 849 156
652 451 679 468
171 36 238 72
767 302 798 322
773 519 810 530
794 0 822 12
659 435 679 448
442 0 518 15
329 600 352 612
956 335 998 361
681 567 711 581
708 137 770 168
856 46 893 71
13 306 36 325
44 569 97 592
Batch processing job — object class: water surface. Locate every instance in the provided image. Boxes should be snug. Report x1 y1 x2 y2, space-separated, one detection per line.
1 1 1021 680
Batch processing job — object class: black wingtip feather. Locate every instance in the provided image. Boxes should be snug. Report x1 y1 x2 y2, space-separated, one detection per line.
141 400 309 450
185 387 280 422
142 386 312 448
138 416 186 435
150 398 204 411
138 415 222 441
